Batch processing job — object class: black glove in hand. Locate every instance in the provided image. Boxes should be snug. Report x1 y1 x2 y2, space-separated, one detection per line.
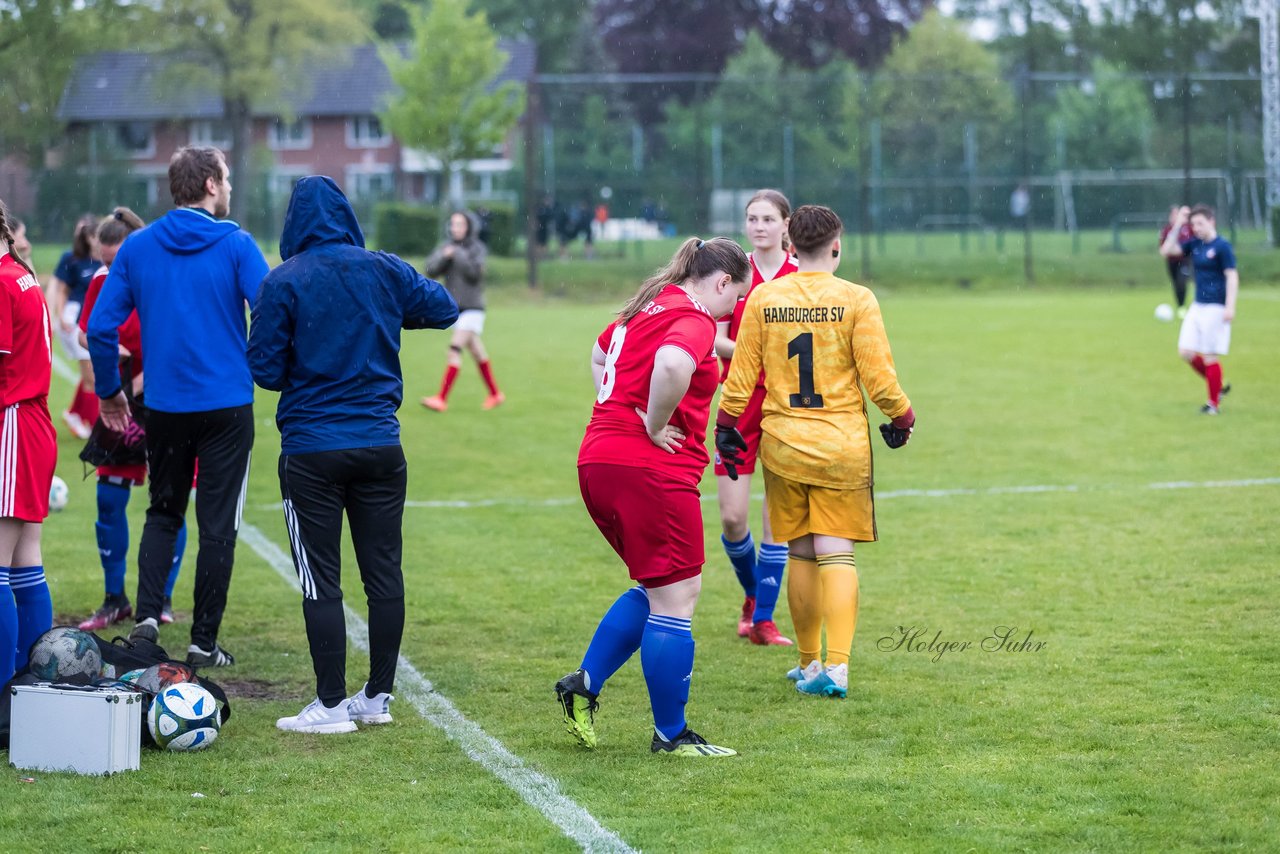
714 425 749 481
879 422 911 449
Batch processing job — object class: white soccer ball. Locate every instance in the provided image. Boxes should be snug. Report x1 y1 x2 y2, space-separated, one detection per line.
48 475 69 512
1154 303 1175 322
147 682 221 751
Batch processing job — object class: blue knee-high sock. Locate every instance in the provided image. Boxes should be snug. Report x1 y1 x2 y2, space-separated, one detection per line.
0 569 17 684
165 520 188 598
11 566 52 672
752 543 790 623
579 586 648 693
721 532 756 598
640 614 695 742
95 481 131 597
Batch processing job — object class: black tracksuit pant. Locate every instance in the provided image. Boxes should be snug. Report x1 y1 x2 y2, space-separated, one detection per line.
138 404 254 650
278 445 407 706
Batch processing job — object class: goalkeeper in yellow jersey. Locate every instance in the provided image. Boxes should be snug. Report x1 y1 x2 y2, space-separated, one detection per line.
715 204 915 699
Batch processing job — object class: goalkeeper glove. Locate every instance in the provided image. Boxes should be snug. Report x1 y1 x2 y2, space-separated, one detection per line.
879 407 915 449
714 424 749 481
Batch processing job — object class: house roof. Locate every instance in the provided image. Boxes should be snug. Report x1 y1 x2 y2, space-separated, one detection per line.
57 41 536 122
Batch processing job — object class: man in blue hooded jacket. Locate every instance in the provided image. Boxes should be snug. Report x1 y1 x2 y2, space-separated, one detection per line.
88 146 269 667
249 176 458 733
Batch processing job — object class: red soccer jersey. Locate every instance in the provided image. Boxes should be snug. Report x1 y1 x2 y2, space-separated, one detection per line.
578 284 719 482
0 252 53 406
80 268 143 378
719 252 798 382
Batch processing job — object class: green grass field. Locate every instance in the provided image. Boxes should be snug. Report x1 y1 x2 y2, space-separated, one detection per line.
5 250 1279 851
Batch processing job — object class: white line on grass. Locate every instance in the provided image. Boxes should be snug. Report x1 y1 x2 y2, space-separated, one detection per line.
254 476 1280 513
49 353 633 853
238 524 636 854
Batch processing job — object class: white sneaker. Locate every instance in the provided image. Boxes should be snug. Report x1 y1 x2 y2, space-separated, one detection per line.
276 698 356 734
346 683 393 725
62 410 91 440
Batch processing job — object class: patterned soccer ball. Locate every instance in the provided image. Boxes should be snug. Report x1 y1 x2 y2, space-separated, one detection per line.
134 661 199 695
48 476 69 512
118 668 146 685
147 682 221 751
27 626 103 681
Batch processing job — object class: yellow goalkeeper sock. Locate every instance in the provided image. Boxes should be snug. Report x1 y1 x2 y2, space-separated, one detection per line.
818 552 858 668
786 555 822 667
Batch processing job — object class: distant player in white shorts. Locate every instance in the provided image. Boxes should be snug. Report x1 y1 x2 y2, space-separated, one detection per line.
1159 204 1238 414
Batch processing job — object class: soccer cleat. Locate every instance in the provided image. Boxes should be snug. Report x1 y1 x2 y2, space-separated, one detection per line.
748 620 794 646
78 594 133 631
554 669 600 749
651 727 737 757
737 596 755 637
128 617 159 644
1199 404 1219 415
482 391 506 410
421 395 448 412
1220 383 1231 398
347 683 394 725
276 698 357 734
788 658 823 682
62 410 91 440
160 597 175 624
187 643 236 668
796 662 848 699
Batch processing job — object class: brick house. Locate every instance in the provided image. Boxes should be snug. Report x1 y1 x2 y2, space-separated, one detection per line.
54 42 535 218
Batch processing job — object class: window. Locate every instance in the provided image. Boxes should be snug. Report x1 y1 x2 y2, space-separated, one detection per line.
345 167 394 201
189 120 232 148
347 115 390 148
269 117 312 150
115 122 154 158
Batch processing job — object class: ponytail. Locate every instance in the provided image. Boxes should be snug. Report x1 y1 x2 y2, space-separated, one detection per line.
97 206 146 247
72 213 98 259
618 236 749 324
0 197 35 278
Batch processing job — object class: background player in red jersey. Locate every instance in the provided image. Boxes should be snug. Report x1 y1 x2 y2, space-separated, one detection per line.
76 208 189 631
1 197 57 684
714 189 797 646
555 237 750 757
47 214 102 440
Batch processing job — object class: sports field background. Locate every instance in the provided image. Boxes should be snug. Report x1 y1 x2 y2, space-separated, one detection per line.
5 235 1279 851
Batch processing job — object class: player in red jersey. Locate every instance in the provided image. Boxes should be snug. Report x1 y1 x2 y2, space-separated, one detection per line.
75 208 189 631
555 237 751 757
1 197 57 684
714 189 798 645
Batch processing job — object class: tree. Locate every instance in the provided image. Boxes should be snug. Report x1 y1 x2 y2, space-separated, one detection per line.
1051 60 1154 170
380 0 525 205
756 0 930 70
161 0 366 222
0 0 144 158
869 10 1013 178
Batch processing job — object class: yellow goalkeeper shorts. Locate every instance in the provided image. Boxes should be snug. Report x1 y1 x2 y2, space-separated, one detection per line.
763 467 877 543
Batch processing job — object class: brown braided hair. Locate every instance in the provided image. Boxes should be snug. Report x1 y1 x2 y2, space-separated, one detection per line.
0 196 36 277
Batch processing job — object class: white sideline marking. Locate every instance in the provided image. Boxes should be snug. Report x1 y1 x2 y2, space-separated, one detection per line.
239 524 636 854
255 476 1280 513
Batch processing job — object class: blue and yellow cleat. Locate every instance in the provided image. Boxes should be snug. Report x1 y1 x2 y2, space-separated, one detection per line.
796 662 847 699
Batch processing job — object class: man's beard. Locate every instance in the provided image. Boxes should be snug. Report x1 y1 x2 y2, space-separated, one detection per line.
214 195 230 219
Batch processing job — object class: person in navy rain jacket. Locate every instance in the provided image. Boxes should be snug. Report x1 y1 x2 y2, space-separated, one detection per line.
249 176 458 734
88 146 269 667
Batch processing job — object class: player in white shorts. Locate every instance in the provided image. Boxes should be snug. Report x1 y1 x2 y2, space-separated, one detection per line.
1159 204 1237 414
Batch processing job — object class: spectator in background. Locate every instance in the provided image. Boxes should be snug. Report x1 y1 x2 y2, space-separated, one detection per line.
536 194 555 257
421 211 504 412
1159 205 1194 317
1 196 56 685
88 146 269 667
47 214 101 440
251 176 457 734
